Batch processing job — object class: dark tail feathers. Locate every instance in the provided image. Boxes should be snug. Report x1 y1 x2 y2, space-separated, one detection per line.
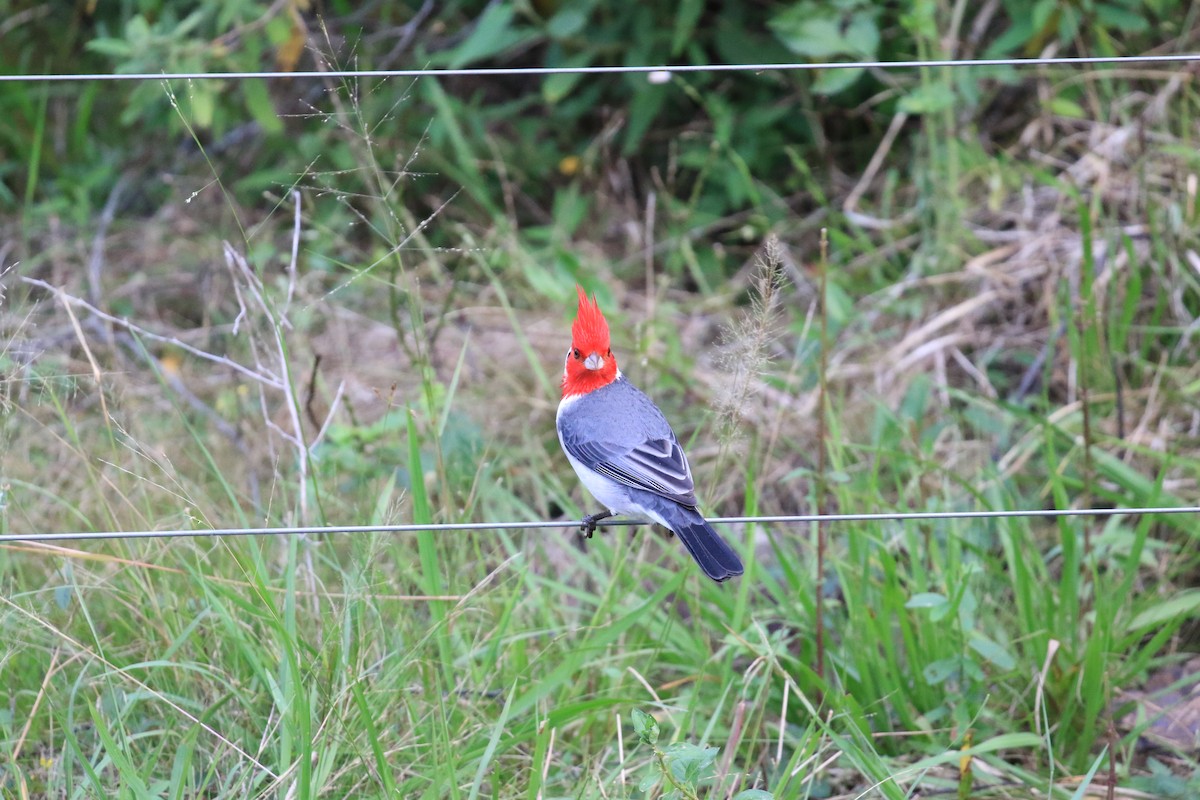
662 505 744 582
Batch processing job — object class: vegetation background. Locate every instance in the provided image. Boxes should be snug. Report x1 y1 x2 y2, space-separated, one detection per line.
3 0 1200 797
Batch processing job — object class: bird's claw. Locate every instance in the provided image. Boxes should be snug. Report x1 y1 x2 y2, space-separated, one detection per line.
579 511 613 539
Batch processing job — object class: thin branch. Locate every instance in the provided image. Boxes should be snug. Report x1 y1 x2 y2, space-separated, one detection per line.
21 278 286 391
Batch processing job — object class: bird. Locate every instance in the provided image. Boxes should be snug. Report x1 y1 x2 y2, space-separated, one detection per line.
555 285 745 582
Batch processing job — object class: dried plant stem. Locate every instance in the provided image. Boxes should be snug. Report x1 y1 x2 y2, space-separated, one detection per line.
21 278 285 390
222 239 310 524
815 228 829 686
57 287 112 429
714 237 784 453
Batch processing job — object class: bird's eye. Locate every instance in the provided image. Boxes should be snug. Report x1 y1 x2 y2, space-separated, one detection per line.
572 348 582 360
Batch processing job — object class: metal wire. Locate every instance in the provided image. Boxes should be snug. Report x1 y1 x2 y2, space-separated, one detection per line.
4 53 1200 83
2 506 1196 543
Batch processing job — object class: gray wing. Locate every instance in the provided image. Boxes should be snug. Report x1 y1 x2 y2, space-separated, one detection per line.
562 432 698 507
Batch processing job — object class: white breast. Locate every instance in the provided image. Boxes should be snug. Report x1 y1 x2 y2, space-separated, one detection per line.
557 390 633 514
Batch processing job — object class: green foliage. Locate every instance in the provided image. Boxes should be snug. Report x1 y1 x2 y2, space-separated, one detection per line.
1130 759 1200 799
988 0 1161 57
0 2 299 217
316 409 482 494
5 0 1192 285
632 709 773 800
632 708 659 745
769 0 880 95
83 2 289 134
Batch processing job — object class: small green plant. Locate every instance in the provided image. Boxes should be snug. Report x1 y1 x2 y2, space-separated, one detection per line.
631 709 773 800
1129 759 1200 800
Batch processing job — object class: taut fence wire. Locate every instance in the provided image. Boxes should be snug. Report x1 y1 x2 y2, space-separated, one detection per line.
3 52 1200 83
3 506 1197 544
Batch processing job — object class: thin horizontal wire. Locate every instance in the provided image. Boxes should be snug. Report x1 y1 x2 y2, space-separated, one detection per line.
5 53 1200 83
3 506 1196 543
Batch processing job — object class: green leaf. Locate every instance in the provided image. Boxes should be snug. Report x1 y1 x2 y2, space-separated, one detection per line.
899 0 938 39
543 52 593 104
1095 2 1149 32
632 708 659 745
622 83 667 154
638 769 660 792
665 742 718 783
85 38 134 58
826 281 854 324
812 66 864 96
841 12 880 55
125 14 152 50
242 78 283 135
188 82 217 129
1047 97 1086 118
447 3 532 68
968 633 1017 670
265 13 293 46
923 657 959 685
546 7 588 38
671 0 705 57
898 83 956 114
89 702 153 797
1058 4 1082 41
665 741 717 763
1129 590 1200 631
957 586 978 629
172 9 206 38
905 592 948 609
733 792 775 800
715 16 793 65
1031 0 1057 34
985 18 1034 57
1069 747 1109 800
769 3 878 58
467 683 517 800
906 733 1043 772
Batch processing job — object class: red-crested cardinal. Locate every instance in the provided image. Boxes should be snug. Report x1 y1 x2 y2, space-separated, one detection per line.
556 286 745 582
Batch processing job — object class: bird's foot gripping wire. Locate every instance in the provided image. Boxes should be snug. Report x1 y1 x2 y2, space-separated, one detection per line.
580 511 614 539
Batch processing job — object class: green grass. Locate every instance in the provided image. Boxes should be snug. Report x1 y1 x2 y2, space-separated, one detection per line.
5 49 1200 800
3 259 1198 797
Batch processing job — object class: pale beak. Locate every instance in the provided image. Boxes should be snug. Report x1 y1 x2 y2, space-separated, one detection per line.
583 352 605 370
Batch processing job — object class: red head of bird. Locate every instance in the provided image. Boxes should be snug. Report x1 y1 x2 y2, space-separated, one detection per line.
562 286 619 397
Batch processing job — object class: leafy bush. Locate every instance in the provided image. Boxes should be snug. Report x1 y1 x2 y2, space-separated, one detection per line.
3 0 1185 232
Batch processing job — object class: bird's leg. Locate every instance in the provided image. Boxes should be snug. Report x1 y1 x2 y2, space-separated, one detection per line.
580 510 615 538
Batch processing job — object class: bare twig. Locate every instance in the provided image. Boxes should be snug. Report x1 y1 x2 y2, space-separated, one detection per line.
87 173 130 307
11 647 68 764
20 277 286 390
844 111 914 230
287 189 301 309
56 286 112 428
308 379 346 454
222 242 310 521
718 700 747 798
